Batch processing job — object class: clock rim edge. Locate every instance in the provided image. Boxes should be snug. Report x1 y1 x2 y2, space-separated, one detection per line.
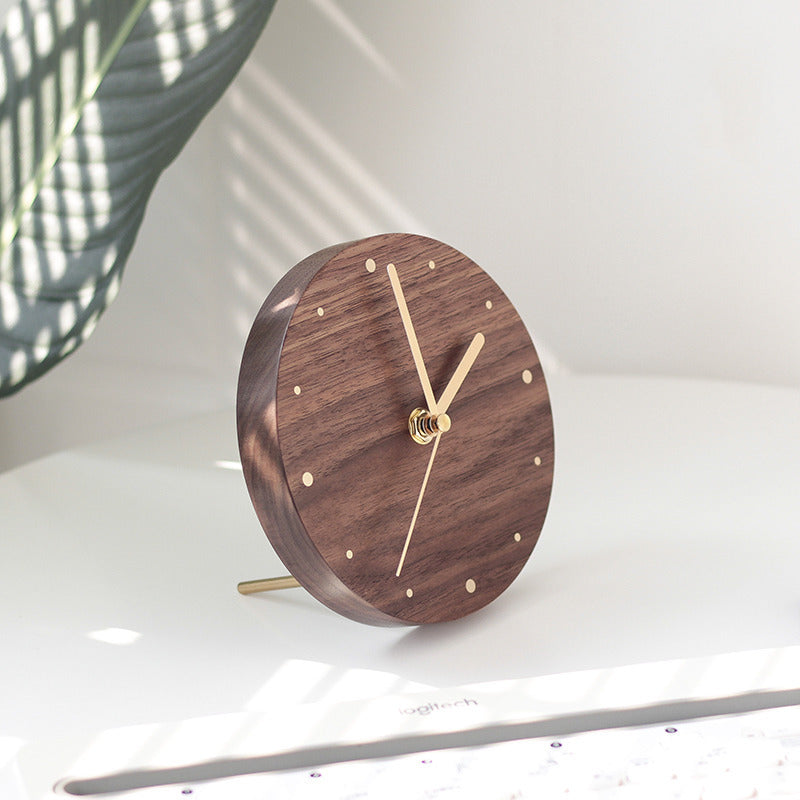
236 238 405 626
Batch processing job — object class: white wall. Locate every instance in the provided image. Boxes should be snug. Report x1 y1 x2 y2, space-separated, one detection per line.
2 0 799 470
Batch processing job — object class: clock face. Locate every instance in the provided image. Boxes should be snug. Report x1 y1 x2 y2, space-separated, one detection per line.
237 233 554 626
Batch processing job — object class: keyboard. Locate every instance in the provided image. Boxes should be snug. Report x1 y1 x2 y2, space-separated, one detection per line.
75 703 800 799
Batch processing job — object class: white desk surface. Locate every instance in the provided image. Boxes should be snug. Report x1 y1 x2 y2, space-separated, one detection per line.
1 374 799 796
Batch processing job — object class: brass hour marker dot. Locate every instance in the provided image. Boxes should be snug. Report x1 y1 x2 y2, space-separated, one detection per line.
522 369 533 384
293 385 301 395
534 456 542 466
514 532 522 542
346 549 353 560
365 258 376 273
406 588 414 598
302 471 314 487
465 579 476 594
485 300 493 310
428 260 435 269
317 307 324 317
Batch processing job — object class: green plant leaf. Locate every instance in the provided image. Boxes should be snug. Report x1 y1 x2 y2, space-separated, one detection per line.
0 0 277 396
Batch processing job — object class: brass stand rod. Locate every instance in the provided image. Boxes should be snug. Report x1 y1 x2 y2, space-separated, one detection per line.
238 576 300 594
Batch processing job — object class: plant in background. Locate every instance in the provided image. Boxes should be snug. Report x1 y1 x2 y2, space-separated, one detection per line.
0 0 277 397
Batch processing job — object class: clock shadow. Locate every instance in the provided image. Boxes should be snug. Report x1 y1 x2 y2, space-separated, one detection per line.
385 573 557 687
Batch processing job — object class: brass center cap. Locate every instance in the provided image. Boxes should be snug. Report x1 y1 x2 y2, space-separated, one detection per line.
409 408 451 444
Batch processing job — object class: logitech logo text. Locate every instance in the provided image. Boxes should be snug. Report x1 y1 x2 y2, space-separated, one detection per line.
398 698 478 716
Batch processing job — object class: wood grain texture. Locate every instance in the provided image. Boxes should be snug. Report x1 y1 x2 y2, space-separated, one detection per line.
237 234 554 626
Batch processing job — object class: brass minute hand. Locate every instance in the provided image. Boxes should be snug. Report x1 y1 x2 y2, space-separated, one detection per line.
387 264 438 414
436 332 485 415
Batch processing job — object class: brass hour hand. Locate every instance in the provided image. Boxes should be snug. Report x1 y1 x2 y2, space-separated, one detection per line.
436 332 485 415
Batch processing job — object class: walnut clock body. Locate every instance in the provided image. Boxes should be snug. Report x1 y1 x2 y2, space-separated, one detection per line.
237 233 554 626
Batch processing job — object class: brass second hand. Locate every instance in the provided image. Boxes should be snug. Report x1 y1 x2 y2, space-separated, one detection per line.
396 432 442 578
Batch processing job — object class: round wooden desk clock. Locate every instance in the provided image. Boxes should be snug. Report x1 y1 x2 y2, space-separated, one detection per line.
236 233 554 626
